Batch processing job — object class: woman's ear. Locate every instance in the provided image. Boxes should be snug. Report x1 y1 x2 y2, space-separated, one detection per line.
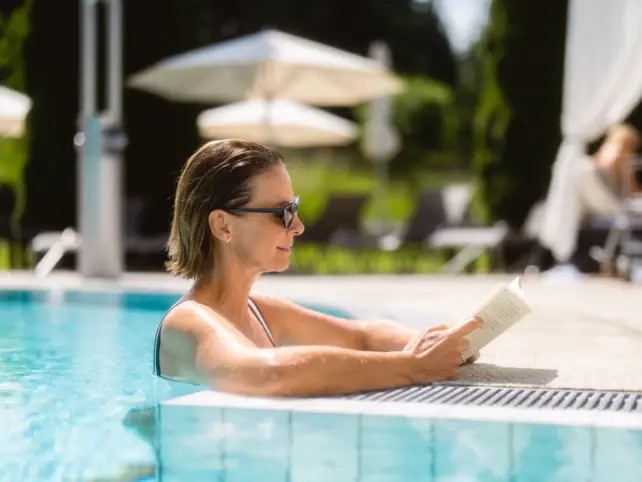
208 209 232 243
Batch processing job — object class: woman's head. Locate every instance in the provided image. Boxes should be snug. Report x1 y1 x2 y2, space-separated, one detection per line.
166 139 304 279
603 123 640 156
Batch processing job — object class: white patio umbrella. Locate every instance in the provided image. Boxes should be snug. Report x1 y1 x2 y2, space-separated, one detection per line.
196 98 357 148
128 29 403 106
0 86 31 138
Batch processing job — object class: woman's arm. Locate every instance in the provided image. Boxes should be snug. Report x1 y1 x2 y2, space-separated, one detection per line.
252 296 479 362
161 301 481 397
356 318 421 351
253 295 420 351
211 344 415 397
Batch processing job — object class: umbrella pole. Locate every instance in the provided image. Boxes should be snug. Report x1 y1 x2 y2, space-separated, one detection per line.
373 159 390 235
263 95 275 148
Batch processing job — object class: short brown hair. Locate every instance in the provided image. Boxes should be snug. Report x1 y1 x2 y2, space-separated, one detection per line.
165 139 284 279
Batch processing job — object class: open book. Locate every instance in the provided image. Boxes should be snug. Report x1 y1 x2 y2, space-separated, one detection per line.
460 276 532 361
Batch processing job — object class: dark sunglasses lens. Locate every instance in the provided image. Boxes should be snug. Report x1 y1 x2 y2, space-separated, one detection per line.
283 204 296 228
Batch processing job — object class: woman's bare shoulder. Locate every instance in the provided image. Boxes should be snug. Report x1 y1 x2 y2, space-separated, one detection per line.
249 294 305 324
162 299 224 335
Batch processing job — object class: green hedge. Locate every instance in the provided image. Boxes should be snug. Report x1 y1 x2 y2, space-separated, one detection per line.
0 0 32 225
287 244 447 274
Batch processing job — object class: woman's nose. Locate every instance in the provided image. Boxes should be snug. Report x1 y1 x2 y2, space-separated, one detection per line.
291 215 305 236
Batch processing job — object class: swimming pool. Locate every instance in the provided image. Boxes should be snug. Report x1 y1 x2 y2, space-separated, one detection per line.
1 288 641 481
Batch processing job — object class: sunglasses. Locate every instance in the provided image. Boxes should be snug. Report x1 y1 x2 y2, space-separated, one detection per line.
227 195 300 229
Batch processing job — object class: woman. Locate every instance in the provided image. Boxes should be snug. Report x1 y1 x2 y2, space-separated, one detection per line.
579 123 641 219
594 123 641 195
575 123 640 275
154 139 482 397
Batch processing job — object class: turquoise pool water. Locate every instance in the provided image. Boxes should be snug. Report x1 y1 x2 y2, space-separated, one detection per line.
1 289 641 481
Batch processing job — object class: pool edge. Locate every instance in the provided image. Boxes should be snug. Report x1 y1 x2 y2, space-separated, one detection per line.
161 390 642 430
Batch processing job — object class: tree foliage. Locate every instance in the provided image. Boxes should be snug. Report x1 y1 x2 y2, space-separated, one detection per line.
472 0 568 227
354 75 459 176
22 0 459 236
0 0 32 225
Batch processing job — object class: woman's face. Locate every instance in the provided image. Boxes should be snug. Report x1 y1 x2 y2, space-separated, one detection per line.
598 133 637 170
224 164 305 273
605 131 638 157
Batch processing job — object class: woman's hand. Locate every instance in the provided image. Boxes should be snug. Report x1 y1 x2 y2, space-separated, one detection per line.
462 351 480 364
403 317 483 384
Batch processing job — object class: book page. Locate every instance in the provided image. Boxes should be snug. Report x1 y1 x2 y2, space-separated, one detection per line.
461 277 532 360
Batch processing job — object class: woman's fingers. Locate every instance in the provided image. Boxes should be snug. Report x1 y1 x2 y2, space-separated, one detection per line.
463 352 480 364
426 323 450 332
448 317 483 337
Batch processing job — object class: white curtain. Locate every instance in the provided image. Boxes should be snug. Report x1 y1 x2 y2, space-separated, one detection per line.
537 0 642 262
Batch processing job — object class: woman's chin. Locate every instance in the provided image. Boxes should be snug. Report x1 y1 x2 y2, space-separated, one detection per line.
269 259 291 273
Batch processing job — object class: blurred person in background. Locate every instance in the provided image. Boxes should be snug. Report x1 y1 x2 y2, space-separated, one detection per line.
576 123 641 275
579 123 641 217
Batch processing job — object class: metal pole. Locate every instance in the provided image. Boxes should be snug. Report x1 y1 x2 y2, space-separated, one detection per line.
373 158 389 235
366 41 399 236
103 0 123 129
98 0 124 277
80 0 96 118
78 0 124 278
78 0 98 277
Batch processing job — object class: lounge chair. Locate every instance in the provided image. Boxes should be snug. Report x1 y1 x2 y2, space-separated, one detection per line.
122 197 168 256
377 184 510 273
29 197 168 275
519 199 642 276
298 193 371 246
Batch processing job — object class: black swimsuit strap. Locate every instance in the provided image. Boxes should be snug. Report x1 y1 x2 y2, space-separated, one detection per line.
248 297 277 347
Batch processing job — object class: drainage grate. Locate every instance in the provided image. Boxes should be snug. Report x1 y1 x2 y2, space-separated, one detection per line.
339 385 642 413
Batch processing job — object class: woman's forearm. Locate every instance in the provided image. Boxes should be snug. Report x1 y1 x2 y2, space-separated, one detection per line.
211 345 416 397
358 319 421 352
